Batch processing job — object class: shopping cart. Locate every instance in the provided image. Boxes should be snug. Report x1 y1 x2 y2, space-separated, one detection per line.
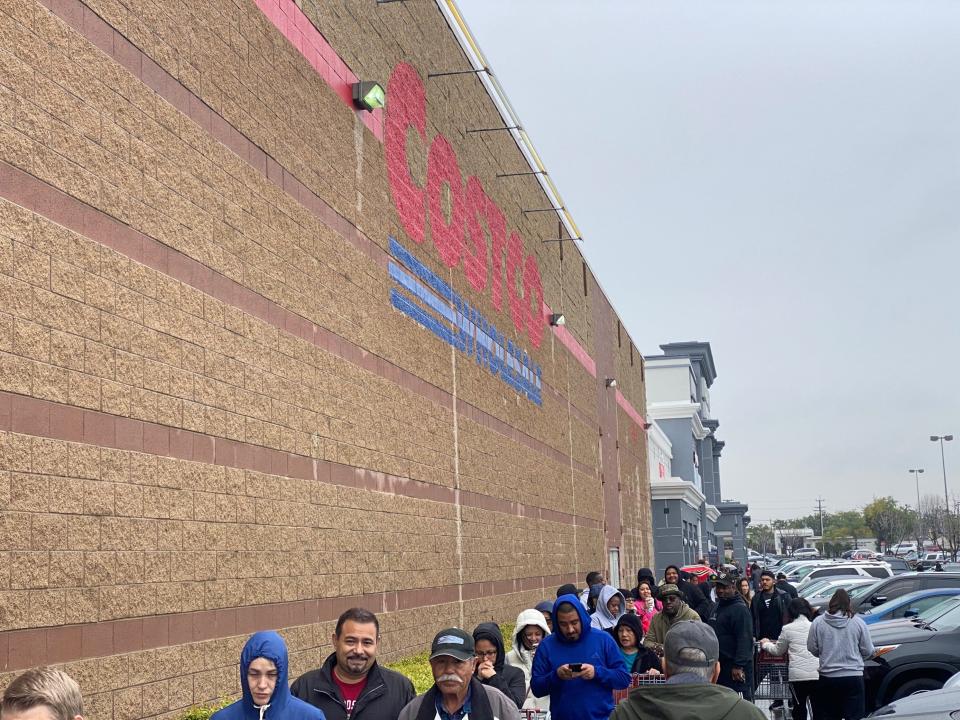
612 672 667 704
754 649 790 703
521 711 550 720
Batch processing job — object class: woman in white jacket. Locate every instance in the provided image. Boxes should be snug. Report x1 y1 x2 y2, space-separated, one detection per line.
505 607 550 711
760 597 820 720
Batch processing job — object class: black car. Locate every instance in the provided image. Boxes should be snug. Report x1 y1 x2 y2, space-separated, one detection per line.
851 572 960 613
884 558 912 575
864 600 960 709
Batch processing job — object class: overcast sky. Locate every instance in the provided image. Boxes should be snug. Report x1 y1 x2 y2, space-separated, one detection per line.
454 0 960 524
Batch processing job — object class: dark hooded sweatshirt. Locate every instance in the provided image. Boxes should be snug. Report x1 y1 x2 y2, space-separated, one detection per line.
664 566 713 621
530 594 630 720
212 631 326 720
473 622 526 709
612 614 661 674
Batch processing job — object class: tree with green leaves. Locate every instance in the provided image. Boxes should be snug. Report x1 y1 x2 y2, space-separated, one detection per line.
863 497 916 552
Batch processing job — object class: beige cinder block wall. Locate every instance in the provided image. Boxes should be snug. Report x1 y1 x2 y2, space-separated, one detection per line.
0 0 653 717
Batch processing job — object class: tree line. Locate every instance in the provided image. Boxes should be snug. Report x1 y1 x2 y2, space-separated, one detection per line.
747 495 960 559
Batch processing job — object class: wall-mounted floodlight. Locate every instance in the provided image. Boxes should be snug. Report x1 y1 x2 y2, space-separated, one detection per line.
549 313 566 327
352 81 385 111
605 378 617 388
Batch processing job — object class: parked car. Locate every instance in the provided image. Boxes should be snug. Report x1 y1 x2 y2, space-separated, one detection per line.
858 588 960 625
807 579 881 613
869 595 960 633
916 552 948 571
867 670 960 718
794 562 893 590
850 572 960 613
851 549 882 561
864 599 960 709
792 547 820 559
889 542 918 557
884 557 912 575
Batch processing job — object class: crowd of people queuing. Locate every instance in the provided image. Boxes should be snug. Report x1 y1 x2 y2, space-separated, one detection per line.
0 565 879 720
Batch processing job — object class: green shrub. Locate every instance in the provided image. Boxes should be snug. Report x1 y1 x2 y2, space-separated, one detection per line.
177 698 231 720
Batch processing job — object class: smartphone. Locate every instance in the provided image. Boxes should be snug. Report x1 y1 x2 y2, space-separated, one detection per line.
569 663 583 672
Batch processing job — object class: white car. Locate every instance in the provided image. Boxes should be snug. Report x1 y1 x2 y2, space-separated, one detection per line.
792 547 820 559
794 562 894 590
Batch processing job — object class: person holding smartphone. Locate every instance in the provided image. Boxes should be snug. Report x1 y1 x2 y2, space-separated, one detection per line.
530 594 630 720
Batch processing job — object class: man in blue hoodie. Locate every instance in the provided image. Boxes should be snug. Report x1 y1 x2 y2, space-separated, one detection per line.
213 631 326 720
530 593 631 720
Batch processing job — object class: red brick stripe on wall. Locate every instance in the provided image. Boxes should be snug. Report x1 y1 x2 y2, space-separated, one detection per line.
0 388 604 529
251 0 384 141
0 575 577 672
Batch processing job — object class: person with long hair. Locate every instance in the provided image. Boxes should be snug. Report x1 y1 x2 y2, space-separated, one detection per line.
737 577 754 606
761 598 820 720
634 580 662 634
806 589 875 720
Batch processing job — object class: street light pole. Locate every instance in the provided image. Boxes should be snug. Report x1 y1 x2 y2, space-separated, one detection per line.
909 468 925 547
931 434 954 513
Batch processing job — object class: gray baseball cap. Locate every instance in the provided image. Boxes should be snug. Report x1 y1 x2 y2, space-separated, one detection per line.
663 621 720 667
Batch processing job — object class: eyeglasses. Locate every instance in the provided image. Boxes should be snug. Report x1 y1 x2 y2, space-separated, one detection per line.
475 650 498 658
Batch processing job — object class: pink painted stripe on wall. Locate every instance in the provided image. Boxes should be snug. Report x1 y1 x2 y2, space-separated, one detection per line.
253 0 384 141
543 302 597 378
616 389 648 430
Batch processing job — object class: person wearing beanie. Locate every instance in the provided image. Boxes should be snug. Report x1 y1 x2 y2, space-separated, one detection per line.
534 600 554 632
556 583 578 599
612 613 662 675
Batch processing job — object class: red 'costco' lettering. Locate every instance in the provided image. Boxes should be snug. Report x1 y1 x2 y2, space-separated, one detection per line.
385 62 545 349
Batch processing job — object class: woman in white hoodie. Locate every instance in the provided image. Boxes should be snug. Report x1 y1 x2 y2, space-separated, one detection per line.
761 597 820 720
505 607 551 711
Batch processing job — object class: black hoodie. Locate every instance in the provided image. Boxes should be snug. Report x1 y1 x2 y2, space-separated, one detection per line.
664 566 713 622
472 622 526 709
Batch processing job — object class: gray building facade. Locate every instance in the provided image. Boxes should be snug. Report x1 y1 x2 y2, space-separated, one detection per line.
645 342 749 572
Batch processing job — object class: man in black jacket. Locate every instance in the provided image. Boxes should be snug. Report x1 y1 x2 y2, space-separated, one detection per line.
291 607 415 720
708 573 755 700
472 622 526 708
750 571 790 641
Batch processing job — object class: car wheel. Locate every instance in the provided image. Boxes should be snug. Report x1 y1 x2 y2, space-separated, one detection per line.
891 678 944 700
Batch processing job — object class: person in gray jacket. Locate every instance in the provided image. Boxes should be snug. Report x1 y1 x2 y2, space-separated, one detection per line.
806 589 875 720
398 628 520 720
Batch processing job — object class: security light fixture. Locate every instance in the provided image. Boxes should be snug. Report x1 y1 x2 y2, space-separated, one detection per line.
605 378 617 388
549 313 565 327
352 81 385 111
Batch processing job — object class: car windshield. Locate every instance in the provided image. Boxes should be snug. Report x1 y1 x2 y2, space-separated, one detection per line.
929 602 960 632
917 597 960 623
794 564 824 580
848 581 882 600
800 579 833 597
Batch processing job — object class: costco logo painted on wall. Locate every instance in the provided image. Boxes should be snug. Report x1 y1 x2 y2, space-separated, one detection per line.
386 62 546 349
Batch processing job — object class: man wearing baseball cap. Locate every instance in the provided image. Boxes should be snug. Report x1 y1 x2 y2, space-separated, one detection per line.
397 628 520 720
708 572 755 699
610 622 764 720
643 583 700 656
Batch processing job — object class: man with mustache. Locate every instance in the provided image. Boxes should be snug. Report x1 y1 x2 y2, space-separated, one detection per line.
398 627 520 720
291 608 415 719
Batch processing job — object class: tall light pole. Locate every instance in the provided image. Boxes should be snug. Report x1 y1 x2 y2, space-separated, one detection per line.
909 468 925 546
930 435 953 513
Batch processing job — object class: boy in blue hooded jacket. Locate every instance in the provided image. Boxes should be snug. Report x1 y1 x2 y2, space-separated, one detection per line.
530 594 631 720
213 631 326 720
